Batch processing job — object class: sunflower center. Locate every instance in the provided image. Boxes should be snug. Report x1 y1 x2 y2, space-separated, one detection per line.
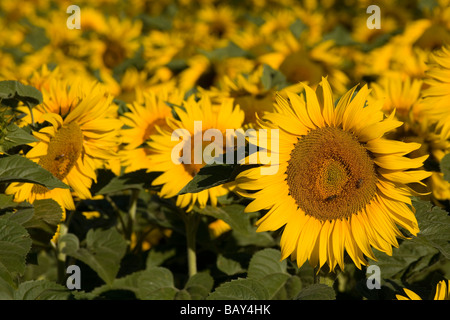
279 51 324 86
33 122 83 194
102 40 127 69
181 132 225 177
286 126 377 221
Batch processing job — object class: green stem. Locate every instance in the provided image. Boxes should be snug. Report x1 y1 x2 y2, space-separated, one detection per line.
314 267 320 284
127 189 140 240
185 212 199 277
25 101 35 126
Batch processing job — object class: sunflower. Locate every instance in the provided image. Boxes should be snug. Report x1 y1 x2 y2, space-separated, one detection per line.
354 19 430 81
196 4 240 41
148 94 244 212
199 64 303 126
396 280 450 300
6 76 122 213
119 86 185 173
89 16 142 71
259 33 350 95
422 45 450 136
234 77 431 271
420 45 450 201
369 74 450 203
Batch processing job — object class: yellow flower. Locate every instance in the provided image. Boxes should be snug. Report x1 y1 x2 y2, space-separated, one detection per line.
420 45 450 201
197 4 239 40
6 76 122 213
355 19 430 80
119 87 185 173
200 64 303 126
148 95 244 211
396 280 450 300
235 78 431 271
422 45 450 138
89 16 142 71
208 219 232 239
259 33 350 95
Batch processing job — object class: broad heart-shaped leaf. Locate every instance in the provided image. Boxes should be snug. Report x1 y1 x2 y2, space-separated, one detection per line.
0 194 32 211
59 228 127 285
247 248 287 279
296 284 336 300
0 155 68 190
207 278 269 300
410 199 450 259
75 266 179 300
0 80 43 108
440 152 450 182
0 123 38 154
21 199 63 233
247 249 294 299
0 219 32 279
217 254 246 276
13 280 70 300
137 267 178 300
182 271 214 300
369 241 438 279
1 198 62 246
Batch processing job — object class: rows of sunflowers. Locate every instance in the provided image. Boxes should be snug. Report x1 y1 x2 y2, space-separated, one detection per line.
0 0 449 301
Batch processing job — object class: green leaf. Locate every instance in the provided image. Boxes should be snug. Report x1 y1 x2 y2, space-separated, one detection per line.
138 267 178 300
146 247 177 268
183 271 214 300
370 241 438 279
260 273 291 299
13 280 70 300
0 80 43 108
74 266 180 300
201 42 249 61
289 19 308 39
322 25 358 46
217 254 246 276
59 228 127 285
0 219 32 278
0 155 69 189
0 275 15 299
94 169 160 195
247 248 287 279
296 284 336 300
440 152 450 182
21 199 62 232
177 163 237 195
261 64 287 90
1 198 62 246
0 194 31 211
247 249 293 299
138 14 172 30
0 123 38 153
207 278 269 300
197 204 249 235
411 199 450 259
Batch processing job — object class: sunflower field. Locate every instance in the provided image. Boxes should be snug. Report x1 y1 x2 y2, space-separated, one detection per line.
0 0 450 304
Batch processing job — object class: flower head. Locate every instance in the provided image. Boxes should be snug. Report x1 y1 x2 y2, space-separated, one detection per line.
235 78 431 271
